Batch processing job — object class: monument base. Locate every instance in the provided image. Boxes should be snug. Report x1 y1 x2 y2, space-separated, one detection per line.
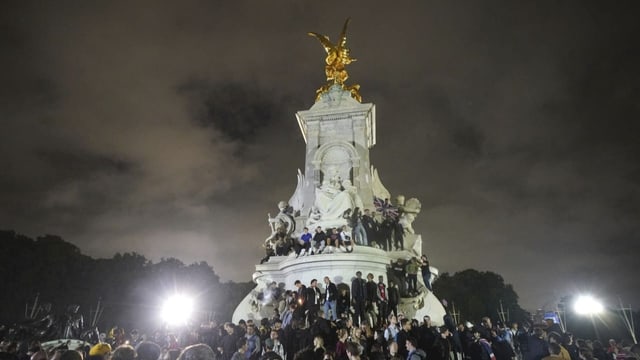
232 246 446 325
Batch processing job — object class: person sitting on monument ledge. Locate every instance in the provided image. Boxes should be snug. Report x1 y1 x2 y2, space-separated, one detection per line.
339 226 353 252
325 228 340 253
312 226 327 254
295 228 312 258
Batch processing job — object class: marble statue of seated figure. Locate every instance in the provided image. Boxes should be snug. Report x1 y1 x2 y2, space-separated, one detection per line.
309 179 358 229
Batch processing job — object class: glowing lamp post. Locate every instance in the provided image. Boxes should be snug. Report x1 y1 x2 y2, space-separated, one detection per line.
573 295 603 341
161 294 194 327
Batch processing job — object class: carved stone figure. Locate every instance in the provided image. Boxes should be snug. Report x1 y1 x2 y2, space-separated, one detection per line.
398 198 421 235
266 201 296 244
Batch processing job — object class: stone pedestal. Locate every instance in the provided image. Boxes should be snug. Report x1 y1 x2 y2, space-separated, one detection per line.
232 247 445 325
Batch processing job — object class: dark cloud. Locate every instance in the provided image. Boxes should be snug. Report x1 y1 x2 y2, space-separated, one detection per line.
1 1 639 311
178 80 286 142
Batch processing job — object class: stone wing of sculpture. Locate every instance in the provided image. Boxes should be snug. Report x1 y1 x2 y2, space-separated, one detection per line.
288 169 305 212
370 166 391 200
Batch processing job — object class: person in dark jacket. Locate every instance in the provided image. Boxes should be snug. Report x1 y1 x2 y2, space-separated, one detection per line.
323 276 339 321
351 272 367 326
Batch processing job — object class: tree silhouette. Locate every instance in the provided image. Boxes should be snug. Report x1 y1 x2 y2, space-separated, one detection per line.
433 269 528 324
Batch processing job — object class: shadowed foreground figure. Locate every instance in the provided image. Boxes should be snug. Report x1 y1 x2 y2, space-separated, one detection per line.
177 344 216 360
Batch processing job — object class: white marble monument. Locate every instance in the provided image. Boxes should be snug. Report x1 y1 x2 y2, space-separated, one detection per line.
232 20 446 325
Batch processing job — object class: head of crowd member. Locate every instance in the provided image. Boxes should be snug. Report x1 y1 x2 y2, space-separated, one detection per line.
235 338 247 355
129 330 140 344
481 317 492 329
388 341 398 356
406 337 418 353
176 344 215 360
337 329 349 342
423 316 432 327
400 318 411 331
224 322 235 335
532 325 545 339
30 350 48 360
112 345 136 360
439 326 451 339
313 336 325 350
562 332 574 346
548 332 562 344
60 350 83 360
270 330 279 341
134 342 160 360
264 339 275 352
355 271 362 279
159 349 180 360
89 343 112 360
346 342 361 360
549 343 562 356
246 325 256 336
367 273 374 281
273 319 282 331
311 279 318 288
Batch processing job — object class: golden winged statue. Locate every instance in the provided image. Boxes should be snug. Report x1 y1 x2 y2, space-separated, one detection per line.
308 18 362 102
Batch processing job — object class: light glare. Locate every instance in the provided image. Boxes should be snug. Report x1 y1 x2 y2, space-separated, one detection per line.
161 294 194 325
574 295 603 315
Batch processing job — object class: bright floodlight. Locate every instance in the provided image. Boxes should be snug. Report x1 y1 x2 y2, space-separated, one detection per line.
574 295 604 315
161 294 194 325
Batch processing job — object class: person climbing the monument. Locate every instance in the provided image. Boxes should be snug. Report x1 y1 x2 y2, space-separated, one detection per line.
419 255 432 292
388 259 407 297
405 257 419 296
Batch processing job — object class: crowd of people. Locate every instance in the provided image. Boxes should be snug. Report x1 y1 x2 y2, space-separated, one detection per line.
263 201 412 265
2 310 639 360
2 274 638 360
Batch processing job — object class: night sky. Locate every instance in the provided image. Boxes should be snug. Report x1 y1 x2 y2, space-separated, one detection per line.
2 1 639 311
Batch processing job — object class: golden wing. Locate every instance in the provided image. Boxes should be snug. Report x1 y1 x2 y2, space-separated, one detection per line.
308 32 336 54
339 17 351 49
